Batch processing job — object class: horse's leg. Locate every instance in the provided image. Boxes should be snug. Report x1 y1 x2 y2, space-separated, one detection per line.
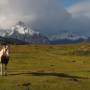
0 63 3 76
4 64 7 76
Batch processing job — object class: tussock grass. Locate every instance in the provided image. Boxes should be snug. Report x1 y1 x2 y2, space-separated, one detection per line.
0 43 90 90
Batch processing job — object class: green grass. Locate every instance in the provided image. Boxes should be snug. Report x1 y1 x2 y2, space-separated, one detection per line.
0 44 90 90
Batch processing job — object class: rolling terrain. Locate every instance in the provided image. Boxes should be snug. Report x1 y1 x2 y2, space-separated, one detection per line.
0 43 90 90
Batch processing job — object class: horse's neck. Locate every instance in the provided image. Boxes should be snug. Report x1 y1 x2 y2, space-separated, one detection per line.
0 49 4 56
0 48 9 56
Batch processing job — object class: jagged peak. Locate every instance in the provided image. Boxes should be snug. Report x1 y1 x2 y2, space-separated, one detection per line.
16 21 26 27
11 21 40 35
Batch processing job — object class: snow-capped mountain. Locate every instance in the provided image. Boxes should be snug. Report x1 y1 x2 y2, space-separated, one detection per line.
3 21 49 44
11 21 40 36
49 31 88 44
49 31 88 41
0 22 89 44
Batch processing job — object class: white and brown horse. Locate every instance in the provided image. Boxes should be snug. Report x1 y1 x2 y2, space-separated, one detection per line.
0 45 9 76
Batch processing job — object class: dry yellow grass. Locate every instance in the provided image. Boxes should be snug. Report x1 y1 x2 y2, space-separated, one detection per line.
0 43 90 90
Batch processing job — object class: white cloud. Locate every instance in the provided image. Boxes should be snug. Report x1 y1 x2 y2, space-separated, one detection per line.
63 0 90 36
0 0 71 35
67 1 90 17
0 0 90 36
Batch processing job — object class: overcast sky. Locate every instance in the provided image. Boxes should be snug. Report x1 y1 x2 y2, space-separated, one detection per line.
0 0 90 36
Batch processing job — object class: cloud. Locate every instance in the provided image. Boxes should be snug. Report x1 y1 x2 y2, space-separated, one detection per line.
67 1 90 17
0 0 71 35
0 0 90 36
65 0 90 36
65 16 90 36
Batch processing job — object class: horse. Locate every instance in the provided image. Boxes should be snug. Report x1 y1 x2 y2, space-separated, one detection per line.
0 45 9 76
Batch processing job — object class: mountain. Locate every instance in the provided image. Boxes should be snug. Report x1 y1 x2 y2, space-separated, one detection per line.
49 31 88 44
0 22 89 44
1 21 49 44
0 36 27 44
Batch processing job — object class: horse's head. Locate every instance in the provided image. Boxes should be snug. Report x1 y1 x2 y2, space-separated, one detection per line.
2 45 9 56
5 46 8 51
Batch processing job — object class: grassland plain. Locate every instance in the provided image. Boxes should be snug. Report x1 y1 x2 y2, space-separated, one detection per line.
0 43 90 90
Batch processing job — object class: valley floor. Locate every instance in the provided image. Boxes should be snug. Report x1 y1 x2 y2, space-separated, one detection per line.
0 43 90 90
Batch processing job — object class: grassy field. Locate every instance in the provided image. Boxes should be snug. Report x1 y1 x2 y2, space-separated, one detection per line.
0 43 90 90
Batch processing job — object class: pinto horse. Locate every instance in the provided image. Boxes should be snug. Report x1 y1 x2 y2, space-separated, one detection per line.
0 45 9 76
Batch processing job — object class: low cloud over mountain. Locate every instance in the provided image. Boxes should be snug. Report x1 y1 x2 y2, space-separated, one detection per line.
0 0 90 36
0 0 71 35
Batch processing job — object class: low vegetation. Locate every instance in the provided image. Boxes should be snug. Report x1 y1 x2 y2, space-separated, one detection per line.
0 43 90 90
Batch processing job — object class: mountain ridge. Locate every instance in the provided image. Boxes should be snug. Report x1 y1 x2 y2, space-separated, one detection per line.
2 21 50 44
0 21 89 44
